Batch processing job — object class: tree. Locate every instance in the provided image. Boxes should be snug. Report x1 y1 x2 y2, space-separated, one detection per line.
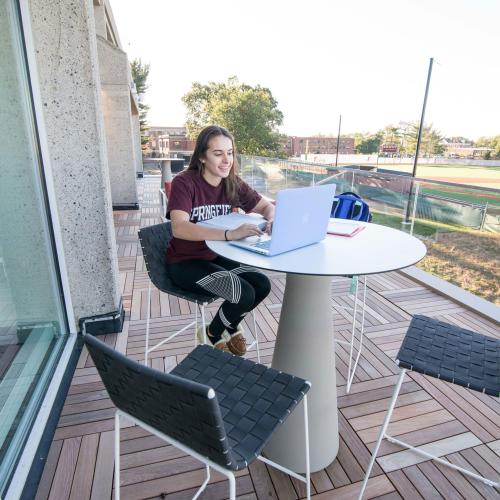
130 58 151 151
354 132 383 154
182 77 285 156
404 122 444 156
476 135 500 159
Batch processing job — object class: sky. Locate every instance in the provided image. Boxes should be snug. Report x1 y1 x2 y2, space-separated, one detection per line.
110 0 499 140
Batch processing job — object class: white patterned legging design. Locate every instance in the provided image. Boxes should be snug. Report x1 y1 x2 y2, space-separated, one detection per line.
168 256 271 339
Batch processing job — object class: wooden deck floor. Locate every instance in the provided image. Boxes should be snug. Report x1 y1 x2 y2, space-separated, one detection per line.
35 176 500 500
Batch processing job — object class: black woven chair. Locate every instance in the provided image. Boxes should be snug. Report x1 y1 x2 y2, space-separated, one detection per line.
138 222 260 364
359 315 500 499
84 334 311 500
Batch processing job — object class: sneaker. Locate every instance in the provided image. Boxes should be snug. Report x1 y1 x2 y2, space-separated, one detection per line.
226 326 247 356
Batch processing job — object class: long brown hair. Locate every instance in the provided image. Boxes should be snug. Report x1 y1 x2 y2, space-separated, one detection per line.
188 125 240 207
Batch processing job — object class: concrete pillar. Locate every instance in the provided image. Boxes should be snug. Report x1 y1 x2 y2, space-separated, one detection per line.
131 105 144 177
97 36 139 207
28 0 121 322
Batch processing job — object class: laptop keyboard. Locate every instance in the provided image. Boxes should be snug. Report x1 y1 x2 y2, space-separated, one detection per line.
253 239 271 249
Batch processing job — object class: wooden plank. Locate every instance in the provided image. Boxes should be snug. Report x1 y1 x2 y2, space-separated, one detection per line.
377 432 482 472
350 399 444 432
386 470 424 500
69 433 99 500
359 409 456 444
35 440 63 500
411 372 497 443
267 466 298 500
417 460 466 500
48 437 81 500
90 431 114 500
402 465 442 499
341 390 431 420
248 460 278 500
311 475 394 499
375 420 468 456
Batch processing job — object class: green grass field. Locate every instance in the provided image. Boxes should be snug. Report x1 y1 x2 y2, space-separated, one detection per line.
374 163 500 189
370 211 500 304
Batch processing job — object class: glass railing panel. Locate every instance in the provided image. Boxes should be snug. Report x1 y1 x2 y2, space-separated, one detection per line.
240 155 499 304
411 179 500 304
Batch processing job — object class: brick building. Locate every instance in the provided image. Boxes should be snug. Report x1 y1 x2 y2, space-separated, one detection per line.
146 126 196 159
285 136 355 156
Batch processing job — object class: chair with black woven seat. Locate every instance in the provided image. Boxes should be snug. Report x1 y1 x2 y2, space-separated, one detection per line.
84 334 311 500
138 221 260 365
359 314 500 499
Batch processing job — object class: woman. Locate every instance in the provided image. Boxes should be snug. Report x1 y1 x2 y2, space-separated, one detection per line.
166 125 275 355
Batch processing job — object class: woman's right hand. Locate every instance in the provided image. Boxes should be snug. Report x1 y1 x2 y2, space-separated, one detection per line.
227 224 264 241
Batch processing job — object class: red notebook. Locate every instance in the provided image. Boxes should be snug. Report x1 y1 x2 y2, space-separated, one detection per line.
327 219 365 237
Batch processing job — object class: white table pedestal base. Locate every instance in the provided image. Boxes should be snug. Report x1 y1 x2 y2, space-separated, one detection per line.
263 273 339 473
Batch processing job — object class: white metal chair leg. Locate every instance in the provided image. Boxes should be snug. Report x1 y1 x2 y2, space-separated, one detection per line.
253 310 261 363
258 391 311 499
144 281 152 366
200 303 207 344
359 368 500 498
228 471 236 500
192 464 210 500
246 310 261 362
114 411 121 500
304 394 311 500
358 369 406 500
335 275 368 393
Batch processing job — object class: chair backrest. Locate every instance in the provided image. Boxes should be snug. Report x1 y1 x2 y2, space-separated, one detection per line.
138 222 215 303
138 222 173 289
331 191 372 222
84 334 231 464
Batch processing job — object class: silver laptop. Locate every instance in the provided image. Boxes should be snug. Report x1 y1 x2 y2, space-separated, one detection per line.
230 184 336 256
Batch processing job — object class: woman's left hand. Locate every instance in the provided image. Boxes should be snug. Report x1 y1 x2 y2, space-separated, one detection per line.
265 220 273 235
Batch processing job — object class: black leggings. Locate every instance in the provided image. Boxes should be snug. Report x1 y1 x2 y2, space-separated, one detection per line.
168 256 271 340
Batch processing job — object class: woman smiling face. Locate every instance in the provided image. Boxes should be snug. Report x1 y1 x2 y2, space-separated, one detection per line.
200 134 234 186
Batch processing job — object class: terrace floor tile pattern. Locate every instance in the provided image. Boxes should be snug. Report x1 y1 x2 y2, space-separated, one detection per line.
36 176 500 500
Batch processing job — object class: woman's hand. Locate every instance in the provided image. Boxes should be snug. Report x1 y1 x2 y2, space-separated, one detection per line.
227 224 264 241
264 220 273 235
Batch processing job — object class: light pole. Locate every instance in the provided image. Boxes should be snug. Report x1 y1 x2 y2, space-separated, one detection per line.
335 114 342 167
404 57 434 224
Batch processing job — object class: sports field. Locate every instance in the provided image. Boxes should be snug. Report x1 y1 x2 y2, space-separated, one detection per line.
374 164 500 209
377 163 500 189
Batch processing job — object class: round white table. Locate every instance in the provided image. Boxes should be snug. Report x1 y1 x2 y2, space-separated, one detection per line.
207 222 427 472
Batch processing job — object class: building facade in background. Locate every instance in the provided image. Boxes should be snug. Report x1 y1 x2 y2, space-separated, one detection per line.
146 126 196 161
285 136 355 156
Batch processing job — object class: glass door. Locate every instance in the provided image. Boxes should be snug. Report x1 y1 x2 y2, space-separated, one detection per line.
0 0 69 494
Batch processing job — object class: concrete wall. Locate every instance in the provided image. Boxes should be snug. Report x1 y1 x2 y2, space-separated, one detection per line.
97 36 139 206
28 0 121 322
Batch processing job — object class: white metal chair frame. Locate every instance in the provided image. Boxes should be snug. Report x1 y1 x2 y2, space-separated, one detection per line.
144 284 261 365
358 368 500 499
114 396 311 500
334 274 368 393
158 188 167 222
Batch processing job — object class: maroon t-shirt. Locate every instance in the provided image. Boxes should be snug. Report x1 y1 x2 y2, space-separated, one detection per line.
166 170 261 263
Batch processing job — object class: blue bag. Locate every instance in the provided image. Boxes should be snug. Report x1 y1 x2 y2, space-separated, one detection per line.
331 192 372 222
